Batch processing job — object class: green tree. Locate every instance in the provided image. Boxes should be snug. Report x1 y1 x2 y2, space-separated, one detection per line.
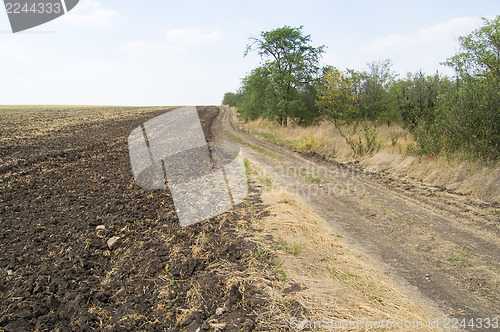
442 16 500 160
359 59 398 123
242 25 325 126
222 91 242 107
238 66 272 121
393 71 452 131
318 60 398 125
444 16 500 79
317 66 358 125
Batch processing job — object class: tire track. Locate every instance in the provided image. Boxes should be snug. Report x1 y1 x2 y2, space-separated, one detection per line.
216 106 500 329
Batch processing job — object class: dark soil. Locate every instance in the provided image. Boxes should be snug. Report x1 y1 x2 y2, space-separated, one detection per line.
0 107 288 331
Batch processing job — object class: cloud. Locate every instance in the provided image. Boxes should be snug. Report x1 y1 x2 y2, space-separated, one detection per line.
0 40 41 62
165 27 222 45
364 17 483 53
62 0 124 27
360 16 486 75
120 41 187 61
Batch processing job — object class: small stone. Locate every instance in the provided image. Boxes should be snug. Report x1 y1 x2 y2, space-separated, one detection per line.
107 236 121 249
96 225 106 231
215 307 225 316
209 322 226 329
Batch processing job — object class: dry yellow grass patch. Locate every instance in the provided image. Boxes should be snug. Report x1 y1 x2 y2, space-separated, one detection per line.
244 118 500 203
245 163 441 330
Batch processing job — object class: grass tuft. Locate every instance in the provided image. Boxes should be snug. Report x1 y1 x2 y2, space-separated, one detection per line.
228 132 283 161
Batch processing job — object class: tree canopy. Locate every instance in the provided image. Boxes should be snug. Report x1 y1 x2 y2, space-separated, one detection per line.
239 26 325 126
444 16 500 79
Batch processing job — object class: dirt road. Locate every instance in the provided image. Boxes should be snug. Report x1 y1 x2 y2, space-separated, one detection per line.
216 106 500 328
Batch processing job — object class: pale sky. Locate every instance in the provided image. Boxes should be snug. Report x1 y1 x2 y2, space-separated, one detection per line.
0 0 498 106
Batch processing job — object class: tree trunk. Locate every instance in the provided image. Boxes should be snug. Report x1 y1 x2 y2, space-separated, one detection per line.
282 116 288 127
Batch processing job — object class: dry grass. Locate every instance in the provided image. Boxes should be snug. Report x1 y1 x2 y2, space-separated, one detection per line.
244 118 500 203
244 162 441 330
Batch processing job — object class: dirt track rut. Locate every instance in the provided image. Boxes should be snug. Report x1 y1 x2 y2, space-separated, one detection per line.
216 106 500 328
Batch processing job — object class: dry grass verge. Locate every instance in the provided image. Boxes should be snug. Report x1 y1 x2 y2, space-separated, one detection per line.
245 161 441 331
244 117 500 203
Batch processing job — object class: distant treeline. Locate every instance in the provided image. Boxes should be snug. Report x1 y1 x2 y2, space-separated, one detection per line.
223 17 500 161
